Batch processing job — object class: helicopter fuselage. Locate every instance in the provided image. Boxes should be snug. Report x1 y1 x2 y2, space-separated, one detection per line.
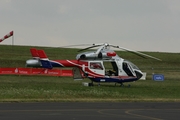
26 43 161 85
26 52 143 84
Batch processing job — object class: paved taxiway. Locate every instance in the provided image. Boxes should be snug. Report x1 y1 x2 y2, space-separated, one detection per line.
0 102 180 120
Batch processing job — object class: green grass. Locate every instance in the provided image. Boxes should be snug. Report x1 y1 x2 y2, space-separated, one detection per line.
0 45 180 102
0 75 180 102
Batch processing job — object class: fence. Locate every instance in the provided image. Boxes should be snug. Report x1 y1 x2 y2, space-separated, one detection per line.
0 68 73 77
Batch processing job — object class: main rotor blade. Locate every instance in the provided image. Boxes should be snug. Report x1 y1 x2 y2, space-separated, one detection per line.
58 44 93 48
44 44 94 50
111 45 162 61
78 44 101 52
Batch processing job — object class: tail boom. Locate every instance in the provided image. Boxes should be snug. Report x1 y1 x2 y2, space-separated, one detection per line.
26 48 81 69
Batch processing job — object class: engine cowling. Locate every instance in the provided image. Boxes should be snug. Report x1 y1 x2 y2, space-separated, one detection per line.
76 51 116 60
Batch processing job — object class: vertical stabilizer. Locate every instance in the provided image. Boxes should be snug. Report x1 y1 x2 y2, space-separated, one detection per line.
30 48 39 59
37 50 53 69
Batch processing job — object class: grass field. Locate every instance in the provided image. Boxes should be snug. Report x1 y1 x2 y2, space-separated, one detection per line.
0 45 180 102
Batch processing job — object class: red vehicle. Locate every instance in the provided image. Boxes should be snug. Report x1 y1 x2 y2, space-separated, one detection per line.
26 43 161 86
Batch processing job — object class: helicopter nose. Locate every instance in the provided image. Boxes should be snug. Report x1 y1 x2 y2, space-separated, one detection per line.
135 71 143 80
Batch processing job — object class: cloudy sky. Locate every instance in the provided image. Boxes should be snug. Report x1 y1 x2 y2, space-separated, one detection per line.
0 0 180 52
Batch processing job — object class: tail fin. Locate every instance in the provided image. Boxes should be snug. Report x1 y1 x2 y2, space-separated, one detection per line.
37 50 53 69
30 48 39 59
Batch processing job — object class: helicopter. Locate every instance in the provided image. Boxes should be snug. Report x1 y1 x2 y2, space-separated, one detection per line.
26 43 161 86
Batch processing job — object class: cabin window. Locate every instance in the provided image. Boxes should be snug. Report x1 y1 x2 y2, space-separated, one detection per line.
90 62 103 70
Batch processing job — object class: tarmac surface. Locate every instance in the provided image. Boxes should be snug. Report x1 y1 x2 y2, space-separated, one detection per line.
0 102 180 120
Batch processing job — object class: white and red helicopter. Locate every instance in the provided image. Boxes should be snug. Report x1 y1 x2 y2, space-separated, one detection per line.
26 43 161 86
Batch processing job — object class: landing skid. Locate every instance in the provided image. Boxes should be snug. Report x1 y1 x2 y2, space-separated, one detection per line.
85 81 131 87
89 81 101 86
115 83 131 87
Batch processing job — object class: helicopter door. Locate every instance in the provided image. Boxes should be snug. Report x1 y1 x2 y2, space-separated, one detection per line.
103 61 118 76
89 61 104 75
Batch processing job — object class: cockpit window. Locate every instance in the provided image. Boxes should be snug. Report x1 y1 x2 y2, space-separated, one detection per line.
122 60 139 77
123 62 134 76
124 60 139 70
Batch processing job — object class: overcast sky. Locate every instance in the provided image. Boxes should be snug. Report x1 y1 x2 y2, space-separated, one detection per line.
0 0 180 53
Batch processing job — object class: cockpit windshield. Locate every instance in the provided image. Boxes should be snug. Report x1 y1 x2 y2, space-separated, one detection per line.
124 60 140 70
